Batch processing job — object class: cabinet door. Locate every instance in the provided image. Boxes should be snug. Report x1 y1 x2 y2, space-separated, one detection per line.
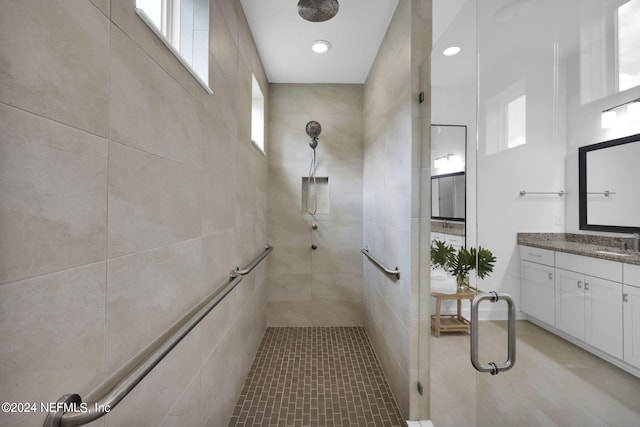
521 261 555 325
585 276 623 359
623 285 640 369
555 269 585 340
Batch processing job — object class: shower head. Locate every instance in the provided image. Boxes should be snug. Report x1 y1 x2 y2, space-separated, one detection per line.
305 120 321 149
298 0 339 23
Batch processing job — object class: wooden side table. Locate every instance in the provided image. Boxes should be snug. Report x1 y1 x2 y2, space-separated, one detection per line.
431 288 477 337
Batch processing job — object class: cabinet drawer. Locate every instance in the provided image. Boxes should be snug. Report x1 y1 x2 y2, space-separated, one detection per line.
431 232 445 243
556 252 622 282
445 235 465 247
624 263 640 287
519 246 554 266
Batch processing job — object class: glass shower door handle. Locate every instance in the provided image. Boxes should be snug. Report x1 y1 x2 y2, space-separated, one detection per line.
470 292 516 375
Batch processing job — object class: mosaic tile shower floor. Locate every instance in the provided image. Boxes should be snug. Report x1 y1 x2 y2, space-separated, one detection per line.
229 327 405 427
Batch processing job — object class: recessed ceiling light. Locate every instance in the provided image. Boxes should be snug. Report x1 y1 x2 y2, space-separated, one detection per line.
443 46 461 56
311 40 332 53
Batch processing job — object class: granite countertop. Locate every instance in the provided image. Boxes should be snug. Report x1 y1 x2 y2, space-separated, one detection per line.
431 220 465 237
517 233 640 266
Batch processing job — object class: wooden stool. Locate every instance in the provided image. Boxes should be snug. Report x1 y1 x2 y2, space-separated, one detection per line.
431 288 477 337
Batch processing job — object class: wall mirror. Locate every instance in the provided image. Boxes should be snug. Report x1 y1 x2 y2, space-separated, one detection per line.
136 0 212 93
431 125 466 221
431 172 465 220
579 132 640 233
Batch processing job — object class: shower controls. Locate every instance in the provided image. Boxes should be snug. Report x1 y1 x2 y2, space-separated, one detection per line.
311 244 318 250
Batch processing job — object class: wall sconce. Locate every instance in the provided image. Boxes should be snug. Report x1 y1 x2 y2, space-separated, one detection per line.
601 98 640 128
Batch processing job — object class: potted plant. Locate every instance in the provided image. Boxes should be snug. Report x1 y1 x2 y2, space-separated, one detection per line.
430 240 496 291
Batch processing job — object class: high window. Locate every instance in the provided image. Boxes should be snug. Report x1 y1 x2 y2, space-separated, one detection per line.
251 75 265 153
485 81 527 155
617 0 640 91
136 0 211 93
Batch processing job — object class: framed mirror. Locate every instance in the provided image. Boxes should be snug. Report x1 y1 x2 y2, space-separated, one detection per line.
431 124 466 221
431 172 466 220
579 132 640 233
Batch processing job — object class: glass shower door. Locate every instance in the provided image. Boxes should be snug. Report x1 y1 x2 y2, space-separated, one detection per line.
431 0 640 426
472 0 640 426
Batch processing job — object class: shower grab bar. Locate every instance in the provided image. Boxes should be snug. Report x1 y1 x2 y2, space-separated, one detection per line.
519 190 567 197
361 247 400 280
231 245 273 277
44 245 273 427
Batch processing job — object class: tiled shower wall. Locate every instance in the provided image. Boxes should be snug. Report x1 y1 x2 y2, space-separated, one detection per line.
267 84 364 326
362 0 432 419
0 1 268 426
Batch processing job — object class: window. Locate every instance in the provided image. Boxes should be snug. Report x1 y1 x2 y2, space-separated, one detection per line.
251 75 265 153
485 81 527 155
579 0 640 103
506 94 526 149
136 0 211 93
617 0 640 91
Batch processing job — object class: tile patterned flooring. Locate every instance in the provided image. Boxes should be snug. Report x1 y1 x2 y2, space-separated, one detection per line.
229 327 405 427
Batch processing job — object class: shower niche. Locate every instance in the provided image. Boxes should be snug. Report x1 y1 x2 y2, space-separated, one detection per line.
302 177 329 214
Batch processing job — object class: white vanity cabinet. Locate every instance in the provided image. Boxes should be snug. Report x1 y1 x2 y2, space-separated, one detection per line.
554 269 585 339
431 232 465 249
520 245 638 377
555 252 623 360
555 269 624 359
520 246 555 326
624 264 640 369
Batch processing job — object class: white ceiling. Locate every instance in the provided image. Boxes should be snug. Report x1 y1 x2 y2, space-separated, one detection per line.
239 0 399 84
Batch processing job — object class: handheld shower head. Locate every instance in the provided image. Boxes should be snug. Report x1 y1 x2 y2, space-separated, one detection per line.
306 120 321 149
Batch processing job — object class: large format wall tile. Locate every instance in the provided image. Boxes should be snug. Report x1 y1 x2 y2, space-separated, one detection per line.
0 263 106 427
1 1 269 426
362 0 421 417
105 239 203 375
105 329 201 427
267 84 364 326
0 104 108 285
0 0 109 137
201 174 237 236
107 142 202 258
109 26 205 169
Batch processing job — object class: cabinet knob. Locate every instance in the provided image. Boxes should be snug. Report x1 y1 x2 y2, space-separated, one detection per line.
577 281 582 289
585 282 589 291
623 293 629 303
548 273 553 280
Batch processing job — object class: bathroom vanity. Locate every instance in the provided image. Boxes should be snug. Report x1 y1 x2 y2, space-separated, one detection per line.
518 233 640 378
431 220 465 249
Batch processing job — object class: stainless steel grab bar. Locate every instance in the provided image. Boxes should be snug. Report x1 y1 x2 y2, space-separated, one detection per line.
231 245 273 277
44 245 273 427
361 247 400 280
470 292 516 375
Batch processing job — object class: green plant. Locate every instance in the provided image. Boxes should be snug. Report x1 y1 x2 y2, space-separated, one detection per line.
430 240 496 287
